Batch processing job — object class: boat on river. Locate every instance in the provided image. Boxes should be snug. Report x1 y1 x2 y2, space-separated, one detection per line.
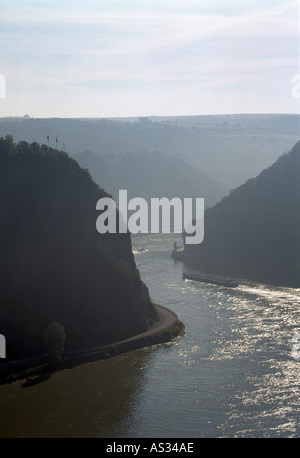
182 271 239 288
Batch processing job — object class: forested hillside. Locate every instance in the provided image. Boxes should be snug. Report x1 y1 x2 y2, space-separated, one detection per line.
74 150 226 209
1 114 299 191
0 136 158 360
183 140 300 287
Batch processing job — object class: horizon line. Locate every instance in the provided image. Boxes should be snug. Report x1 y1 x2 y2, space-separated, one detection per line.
1 112 300 121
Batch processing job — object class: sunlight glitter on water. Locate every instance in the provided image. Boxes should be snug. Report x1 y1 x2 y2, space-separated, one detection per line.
1 233 300 438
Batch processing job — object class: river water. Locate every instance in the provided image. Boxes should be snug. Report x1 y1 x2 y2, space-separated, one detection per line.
1 233 300 438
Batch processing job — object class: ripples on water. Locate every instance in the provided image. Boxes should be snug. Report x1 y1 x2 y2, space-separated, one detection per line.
130 234 300 438
1 233 300 438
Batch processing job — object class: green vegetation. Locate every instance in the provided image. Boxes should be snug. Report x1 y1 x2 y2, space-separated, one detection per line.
0 136 158 360
183 140 300 287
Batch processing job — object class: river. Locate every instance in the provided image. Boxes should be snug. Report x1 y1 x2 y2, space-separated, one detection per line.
1 233 300 438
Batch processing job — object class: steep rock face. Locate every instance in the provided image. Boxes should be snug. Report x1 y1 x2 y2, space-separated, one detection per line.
0 137 158 359
184 141 300 287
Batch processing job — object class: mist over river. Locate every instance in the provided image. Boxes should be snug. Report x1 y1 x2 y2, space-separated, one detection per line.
1 233 300 438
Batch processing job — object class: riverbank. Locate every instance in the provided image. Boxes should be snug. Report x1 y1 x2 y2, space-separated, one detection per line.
0 305 185 386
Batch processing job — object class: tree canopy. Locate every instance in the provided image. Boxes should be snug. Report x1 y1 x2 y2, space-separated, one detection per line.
0 137 158 360
184 141 300 287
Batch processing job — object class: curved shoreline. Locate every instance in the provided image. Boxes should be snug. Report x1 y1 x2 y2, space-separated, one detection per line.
63 304 185 366
1 305 185 385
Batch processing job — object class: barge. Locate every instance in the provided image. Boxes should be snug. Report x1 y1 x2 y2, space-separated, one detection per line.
182 271 239 288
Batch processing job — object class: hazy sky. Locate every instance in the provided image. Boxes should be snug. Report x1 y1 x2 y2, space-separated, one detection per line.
1 0 299 118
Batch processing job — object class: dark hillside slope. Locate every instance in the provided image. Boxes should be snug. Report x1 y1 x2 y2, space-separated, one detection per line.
184 140 300 287
0 136 158 360
75 150 226 208
1 115 299 190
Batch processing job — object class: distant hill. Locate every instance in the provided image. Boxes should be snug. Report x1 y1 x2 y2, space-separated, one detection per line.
181 140 300 287
0 114 299 191
74 150 226 209
0 136 158 360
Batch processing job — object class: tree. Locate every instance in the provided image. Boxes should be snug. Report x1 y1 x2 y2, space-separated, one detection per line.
44 322 66 361
0 134 15 155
